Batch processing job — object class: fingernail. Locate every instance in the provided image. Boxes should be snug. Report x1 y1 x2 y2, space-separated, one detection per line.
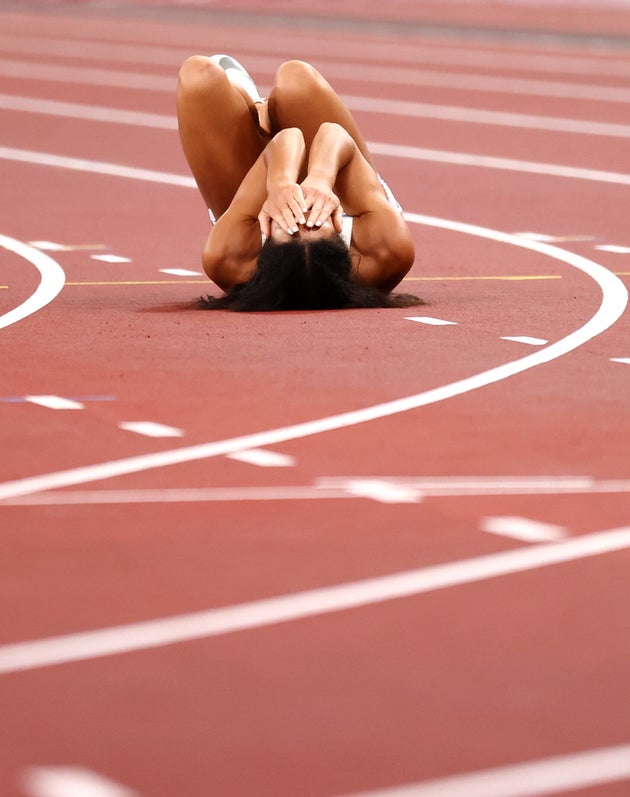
315 220 322 227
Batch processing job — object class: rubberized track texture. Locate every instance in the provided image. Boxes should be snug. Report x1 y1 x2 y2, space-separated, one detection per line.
1 2 630 796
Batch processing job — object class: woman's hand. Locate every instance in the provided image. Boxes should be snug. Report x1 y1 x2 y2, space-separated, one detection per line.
258 182 308 238
301 178 344 233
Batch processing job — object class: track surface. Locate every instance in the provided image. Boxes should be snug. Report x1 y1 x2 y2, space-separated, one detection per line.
1 2 630 796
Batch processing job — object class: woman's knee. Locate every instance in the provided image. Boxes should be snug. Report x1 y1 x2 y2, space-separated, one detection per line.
272 60 325 98
177 55 225 99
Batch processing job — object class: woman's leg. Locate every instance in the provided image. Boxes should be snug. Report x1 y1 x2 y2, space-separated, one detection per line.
176 56 269 218
267 60 375 166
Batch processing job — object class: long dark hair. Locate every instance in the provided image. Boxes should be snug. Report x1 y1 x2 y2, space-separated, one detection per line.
198 235 421 311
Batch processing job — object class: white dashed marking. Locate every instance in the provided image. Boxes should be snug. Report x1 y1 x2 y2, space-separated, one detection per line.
341 479 423 504
405 316 458 326
21 766 137 797
595 244 630 254
481 516 567 543
118 421 184 438
24 395 84 410
501 336 548 346
159 268 203 276
90 254 131 263
226 448 296 467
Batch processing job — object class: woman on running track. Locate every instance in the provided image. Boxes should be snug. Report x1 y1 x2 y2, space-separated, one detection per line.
176 56 419 311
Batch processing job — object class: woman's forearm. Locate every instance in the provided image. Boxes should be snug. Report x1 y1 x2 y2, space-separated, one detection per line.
259 128 308 236
263 127 307 189
305 122 355 188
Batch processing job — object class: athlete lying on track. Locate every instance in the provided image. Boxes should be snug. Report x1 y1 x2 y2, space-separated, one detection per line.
176 56 421 311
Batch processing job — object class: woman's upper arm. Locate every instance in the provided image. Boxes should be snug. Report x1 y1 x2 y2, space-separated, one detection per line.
350 199 415 290
201 154 267 289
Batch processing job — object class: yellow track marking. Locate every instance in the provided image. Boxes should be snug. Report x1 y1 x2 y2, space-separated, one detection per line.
3 273 626 290
404 275 561 282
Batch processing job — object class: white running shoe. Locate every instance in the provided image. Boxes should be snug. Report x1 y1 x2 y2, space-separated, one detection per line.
210 54 263 103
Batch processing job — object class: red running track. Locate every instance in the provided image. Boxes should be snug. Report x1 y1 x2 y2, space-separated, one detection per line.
1 2 630 796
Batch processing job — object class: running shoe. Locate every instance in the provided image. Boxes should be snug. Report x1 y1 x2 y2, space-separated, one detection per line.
210 54 263 103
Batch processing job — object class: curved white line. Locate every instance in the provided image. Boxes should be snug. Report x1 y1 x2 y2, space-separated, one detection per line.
0 234 65 330
1 526 630 674
0 215 626 501
336 742 630 797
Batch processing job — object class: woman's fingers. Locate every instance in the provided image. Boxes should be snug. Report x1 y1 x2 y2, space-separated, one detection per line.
261 185 307 235
257 209 272 239
332 203 344 233
306 196 338 228
302 184 341 229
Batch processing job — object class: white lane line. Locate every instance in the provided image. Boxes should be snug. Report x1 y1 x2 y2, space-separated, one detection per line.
368 141 630 187
5 144 630 189
334 742 630 797
21 766 137 797
0 58 175 90
405 316 458 326
90 254 131 264
118 422 184 438
2 486 351 506
345 94 630 139
0 234 65 330
1 526 629 675
2 33 630 78
24 395 84 410
0 147 196 187
0 94 178 129
501 336 549 346
226 448 296 467
159 268 203 276
5 93 630 140
4 476 630 506
0 215 626 502
611 357 630 365
316 475 630 497
480 516 567 543
7 57 630 105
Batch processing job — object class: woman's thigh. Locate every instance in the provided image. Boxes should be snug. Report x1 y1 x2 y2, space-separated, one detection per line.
267 60 374 165
176 56 268 218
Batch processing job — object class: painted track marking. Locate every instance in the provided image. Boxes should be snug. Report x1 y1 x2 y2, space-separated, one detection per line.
335 742 630 797
118 421 184 438
21 767 137 797
501 336 549 346
480 516 567 543
226 448 296 468
5 93 630 139
405 316 458 326
6 143 630 189
8 57 630 105
24 396 84 410
1 526 629 675
0 235 65 330
0 215 626 501
2 37 630 78
89 254 131 263
4 476 630 506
